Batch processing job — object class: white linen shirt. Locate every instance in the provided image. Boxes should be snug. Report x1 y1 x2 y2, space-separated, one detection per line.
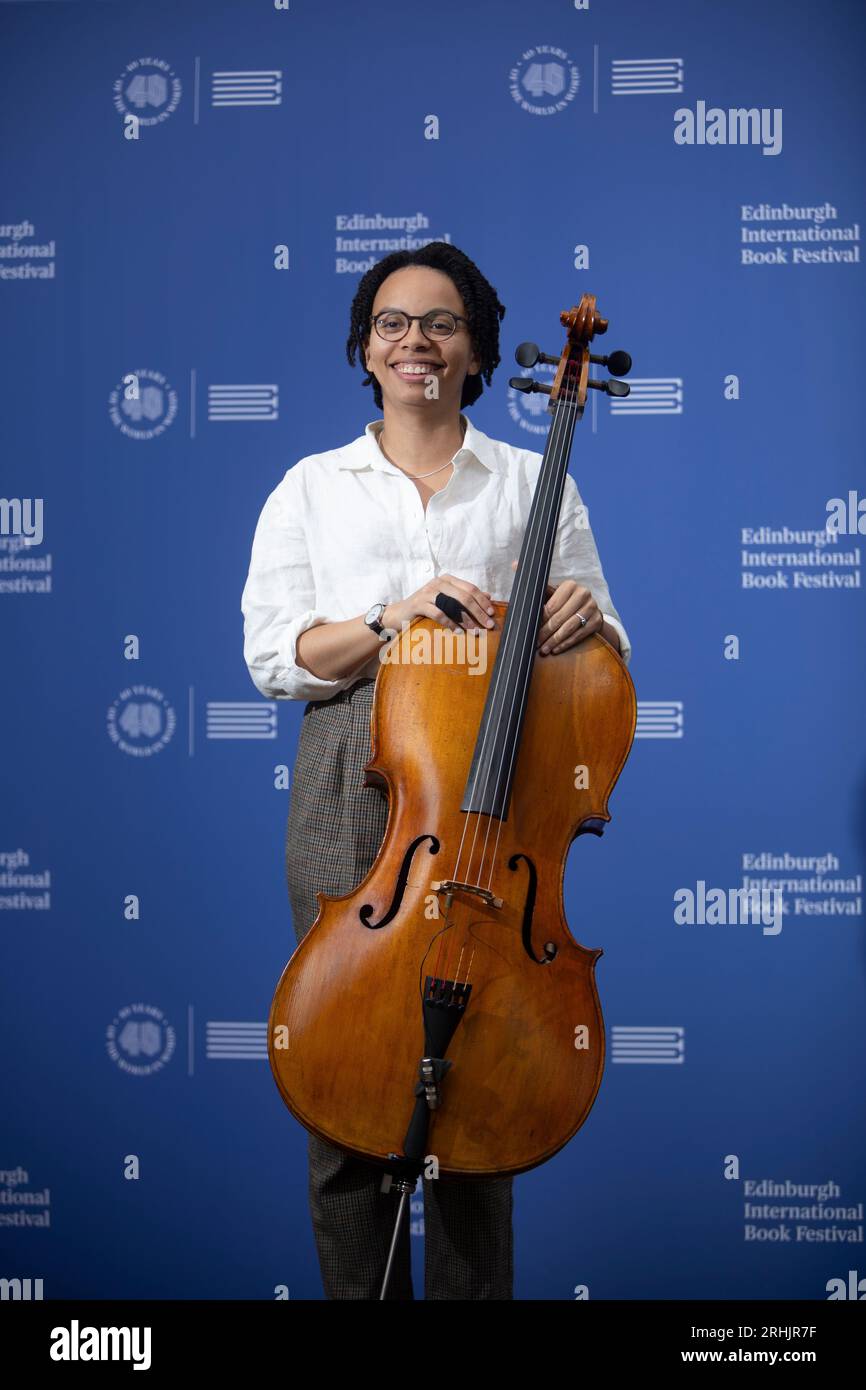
241 411 631 703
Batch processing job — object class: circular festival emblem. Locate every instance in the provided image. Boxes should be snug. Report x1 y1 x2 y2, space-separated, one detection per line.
112 58 182 127
107 685 177 757
508 45 580 117
506 362 557 436
106 1004 176 1076
108 368 179 440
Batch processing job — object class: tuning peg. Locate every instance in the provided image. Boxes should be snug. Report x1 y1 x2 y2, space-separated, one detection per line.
515 342 559 369
509 377 552 396
588 349 631 377
587 378 630 397
517 343 631 378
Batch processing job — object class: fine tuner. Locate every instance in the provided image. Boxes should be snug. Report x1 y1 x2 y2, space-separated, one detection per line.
510 339 632 400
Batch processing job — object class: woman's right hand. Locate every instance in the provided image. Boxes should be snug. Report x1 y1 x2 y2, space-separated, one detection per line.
383 575 498 635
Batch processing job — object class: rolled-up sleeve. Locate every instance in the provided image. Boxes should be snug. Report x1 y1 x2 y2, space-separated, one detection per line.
549 473 632 666
241 468 357 701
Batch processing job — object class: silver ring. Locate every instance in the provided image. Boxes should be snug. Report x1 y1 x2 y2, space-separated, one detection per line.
577 613 588 627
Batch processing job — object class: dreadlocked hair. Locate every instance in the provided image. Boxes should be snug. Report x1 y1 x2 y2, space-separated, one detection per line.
345 241 506 410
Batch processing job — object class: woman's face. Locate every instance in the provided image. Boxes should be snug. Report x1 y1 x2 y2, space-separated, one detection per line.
363 265 480 412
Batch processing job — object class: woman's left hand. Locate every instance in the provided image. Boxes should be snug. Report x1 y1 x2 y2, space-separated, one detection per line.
537 579 605 654
511 561 604 655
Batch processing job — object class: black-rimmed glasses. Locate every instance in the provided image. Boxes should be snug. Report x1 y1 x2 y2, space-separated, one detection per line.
370 308 470 341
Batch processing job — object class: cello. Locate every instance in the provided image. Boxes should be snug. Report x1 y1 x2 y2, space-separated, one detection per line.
268 294 636 1282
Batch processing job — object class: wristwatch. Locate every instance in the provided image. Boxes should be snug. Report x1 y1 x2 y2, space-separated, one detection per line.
364 601 390 640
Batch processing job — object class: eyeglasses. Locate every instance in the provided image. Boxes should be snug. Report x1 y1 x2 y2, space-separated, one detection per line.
370 308 469 341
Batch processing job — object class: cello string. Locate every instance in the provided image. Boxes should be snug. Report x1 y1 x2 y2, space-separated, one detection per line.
476 372 579 889
481 374 582 890
448 370 574 897
436 379 566 978
469 378 572 889
448 364 576 897
446 376 570 894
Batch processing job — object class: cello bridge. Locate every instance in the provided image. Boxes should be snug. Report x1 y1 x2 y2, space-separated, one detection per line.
430 879 504 910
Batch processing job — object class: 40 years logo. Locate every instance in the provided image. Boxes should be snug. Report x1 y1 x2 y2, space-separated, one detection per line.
108 368 178 440
506 363 556 435
106 1004 176 1076
508 45 580 116
112 58 182 126
107 685 176 757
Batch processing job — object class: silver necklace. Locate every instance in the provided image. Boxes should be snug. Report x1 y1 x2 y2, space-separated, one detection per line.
377 423 465 480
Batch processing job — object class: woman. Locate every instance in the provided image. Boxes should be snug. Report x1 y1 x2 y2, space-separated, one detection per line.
241 241 631 1300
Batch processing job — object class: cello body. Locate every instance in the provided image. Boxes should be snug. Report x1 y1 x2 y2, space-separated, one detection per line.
269 611 636 1178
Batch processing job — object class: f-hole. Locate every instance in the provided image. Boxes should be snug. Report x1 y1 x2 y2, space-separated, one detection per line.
359 834 441 930
508 851 555 964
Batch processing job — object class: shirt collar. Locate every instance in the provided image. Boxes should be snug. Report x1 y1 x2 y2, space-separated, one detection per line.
335 412 505 473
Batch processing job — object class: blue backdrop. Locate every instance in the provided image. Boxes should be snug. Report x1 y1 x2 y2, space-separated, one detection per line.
2 0 864 1302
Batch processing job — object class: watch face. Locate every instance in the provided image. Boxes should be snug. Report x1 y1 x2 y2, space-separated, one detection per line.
366 604 381 624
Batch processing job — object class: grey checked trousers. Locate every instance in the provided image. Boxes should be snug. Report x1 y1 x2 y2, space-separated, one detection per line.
285 677 514 1300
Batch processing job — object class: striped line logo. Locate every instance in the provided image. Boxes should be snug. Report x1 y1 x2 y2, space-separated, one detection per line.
211 71 282 106
207 385 279 421
610 378 683 415
611 58 684 95
206 702 277 740
611 1027 685 1063
206 1022 268 1060
636 701 683 739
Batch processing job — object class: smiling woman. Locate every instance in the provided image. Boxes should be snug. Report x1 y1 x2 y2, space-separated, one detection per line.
240 239 631 1300
354 257 487 502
